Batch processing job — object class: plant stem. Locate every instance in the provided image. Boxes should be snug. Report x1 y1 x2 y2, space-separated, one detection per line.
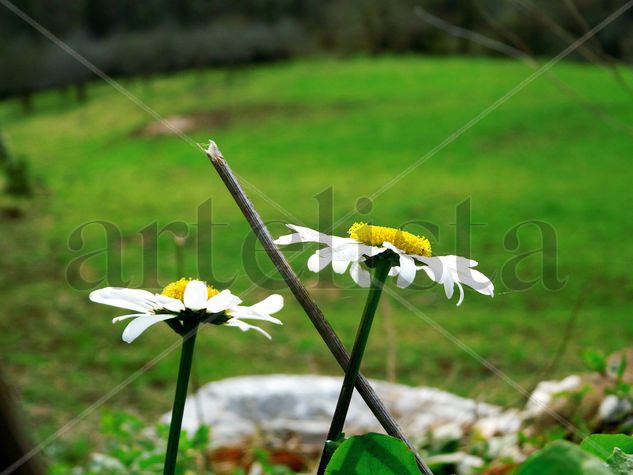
207 141 433 475
164 327 198 475
316 259 392 474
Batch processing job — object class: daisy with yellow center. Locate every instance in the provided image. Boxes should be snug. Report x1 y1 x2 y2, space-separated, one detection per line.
162 277 220 300
275 222 493 304
91 278 284 475
348 222 431 257
90 278 284 342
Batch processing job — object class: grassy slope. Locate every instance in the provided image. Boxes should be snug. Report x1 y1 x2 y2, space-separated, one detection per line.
1 56 632 451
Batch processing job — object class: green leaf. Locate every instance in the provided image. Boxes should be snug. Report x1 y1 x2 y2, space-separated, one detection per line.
580 434 633 461
516 440 611 475
584 350 607 373
325 433 419 475
606 448 633 475
325 432 347 454
615 356 627 380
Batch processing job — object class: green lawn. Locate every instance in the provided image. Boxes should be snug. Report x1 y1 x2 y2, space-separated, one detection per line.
1 56 632 461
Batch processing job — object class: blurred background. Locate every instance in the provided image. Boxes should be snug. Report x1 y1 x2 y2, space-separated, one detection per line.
1 0 633 473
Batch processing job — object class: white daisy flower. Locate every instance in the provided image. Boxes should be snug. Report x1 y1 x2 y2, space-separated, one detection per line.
90 278 283 343
274 222 493 305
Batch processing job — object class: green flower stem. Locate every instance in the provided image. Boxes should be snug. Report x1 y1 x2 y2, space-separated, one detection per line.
317 259 392 474
164 327 198 475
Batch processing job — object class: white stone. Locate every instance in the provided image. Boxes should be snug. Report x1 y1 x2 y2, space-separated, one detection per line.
525 374 582 418
161 374 509 449
431 422 464 445
473 409 522 439
599 394 633 423
486 434 525 462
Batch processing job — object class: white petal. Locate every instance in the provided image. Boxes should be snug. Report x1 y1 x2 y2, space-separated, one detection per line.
414 256 448 284
307 248 332 272
455 267 495 296
225 319 272 340
206 289 242 313
286 224 357 247
425 255 478 272
121 314 176 343
396 255 417 288
443 274 455 300
275 224 359 248
90 287 158 313
415 257 456 300
415 254 493 303
112 313 146 323
417 259 457 300
382 241 405 255
154 294 185 313
183 280 208 310
388 267 399 277
349 261 371 287
332 242 385 261
330 244 362 262
456 281 465 306
250 294 284 315
452 255 479 268
331 259 350 274
274 233 302 245
418 265 436 282
286 224 323 241
286 224 338 245
227 307 283 325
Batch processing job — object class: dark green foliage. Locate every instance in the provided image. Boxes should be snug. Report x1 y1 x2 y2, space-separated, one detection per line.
4 158 33 198
2 0 633 101
48 411 212 474
0 134 33 198
0 134 9 166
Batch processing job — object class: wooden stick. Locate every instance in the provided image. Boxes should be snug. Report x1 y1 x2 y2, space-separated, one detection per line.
205 141 432 475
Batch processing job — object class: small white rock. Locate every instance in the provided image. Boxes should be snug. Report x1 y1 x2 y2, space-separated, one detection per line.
525 375 582 417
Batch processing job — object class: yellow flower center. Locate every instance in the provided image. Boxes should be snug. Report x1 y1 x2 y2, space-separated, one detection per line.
348 222 432 256
161 278 219 302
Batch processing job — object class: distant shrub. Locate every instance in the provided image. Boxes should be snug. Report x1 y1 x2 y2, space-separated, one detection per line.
320 0 453 55
2 0 633 101
0 133 34 218
106 20 311 79
0 39 44 111
36 33 113 102
0 134 33 199
0 19 311 102
3 158 33 198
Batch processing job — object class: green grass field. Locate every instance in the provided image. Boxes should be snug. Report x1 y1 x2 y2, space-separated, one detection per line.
1 56 632 460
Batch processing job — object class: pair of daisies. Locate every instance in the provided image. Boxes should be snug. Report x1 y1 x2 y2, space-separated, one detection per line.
92 222 493 342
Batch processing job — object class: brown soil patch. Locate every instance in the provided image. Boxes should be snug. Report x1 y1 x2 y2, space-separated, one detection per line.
138 102 355 137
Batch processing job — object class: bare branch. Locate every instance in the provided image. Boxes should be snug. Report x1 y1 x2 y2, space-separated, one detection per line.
205 141 433 475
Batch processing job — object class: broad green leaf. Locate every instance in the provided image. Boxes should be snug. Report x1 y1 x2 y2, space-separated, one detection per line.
325 433 419 475
516 440 611 475
606 448 633 475
580 434 633 461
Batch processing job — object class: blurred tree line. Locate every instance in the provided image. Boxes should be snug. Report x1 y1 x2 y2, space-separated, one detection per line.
1 0 632 110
